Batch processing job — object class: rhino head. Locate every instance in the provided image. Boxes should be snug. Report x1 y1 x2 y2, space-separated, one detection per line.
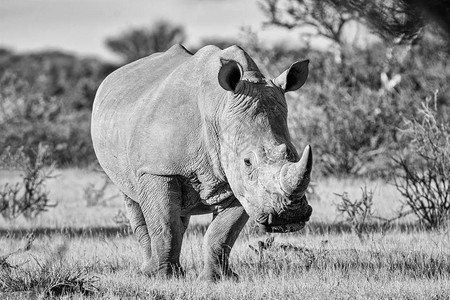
216 56 313 233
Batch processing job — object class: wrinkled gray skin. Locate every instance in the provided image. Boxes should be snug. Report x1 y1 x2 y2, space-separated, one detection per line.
91 44 313 281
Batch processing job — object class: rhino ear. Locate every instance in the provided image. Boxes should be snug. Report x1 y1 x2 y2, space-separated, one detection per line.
218 59 243 92
274 59 309 92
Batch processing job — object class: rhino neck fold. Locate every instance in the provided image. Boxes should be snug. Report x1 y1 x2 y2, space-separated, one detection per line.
186 142 234 206
199 91 230 182
178 90 232 207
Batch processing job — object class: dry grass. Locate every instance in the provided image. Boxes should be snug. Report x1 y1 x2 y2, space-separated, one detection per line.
1 169 449 299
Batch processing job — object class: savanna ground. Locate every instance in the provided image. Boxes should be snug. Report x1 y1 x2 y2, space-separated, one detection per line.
1 169 449 299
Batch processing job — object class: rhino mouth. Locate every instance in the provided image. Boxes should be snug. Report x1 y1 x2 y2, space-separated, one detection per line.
256 198 312 233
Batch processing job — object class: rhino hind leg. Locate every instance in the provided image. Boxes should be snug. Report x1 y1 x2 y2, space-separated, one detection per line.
137 174 187 278
199 197 249 281
124 194 152 267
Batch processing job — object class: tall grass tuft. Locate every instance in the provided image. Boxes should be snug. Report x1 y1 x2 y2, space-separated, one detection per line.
0 243 99 297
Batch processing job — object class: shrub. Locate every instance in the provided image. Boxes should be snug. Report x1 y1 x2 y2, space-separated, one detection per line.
335 186 374 240
394 93 450 228
0 144 56 219
112 209 131 228
83 173 119 207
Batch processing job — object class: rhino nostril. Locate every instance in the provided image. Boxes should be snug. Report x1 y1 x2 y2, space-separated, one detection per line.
288 197 301 204
286 147 297 162
282 195 303 210
268 213 274 225
256 213 269 224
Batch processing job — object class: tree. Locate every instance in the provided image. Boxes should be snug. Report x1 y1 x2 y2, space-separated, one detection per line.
260 0 359 48
348 0 450 42
106 21 186 63
261 0 450 45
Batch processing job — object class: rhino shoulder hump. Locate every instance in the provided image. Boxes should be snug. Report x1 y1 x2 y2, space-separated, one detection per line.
195 45 222 57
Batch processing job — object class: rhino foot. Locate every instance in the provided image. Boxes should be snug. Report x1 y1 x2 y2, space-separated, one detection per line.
141 261 185 278
198 268 239 282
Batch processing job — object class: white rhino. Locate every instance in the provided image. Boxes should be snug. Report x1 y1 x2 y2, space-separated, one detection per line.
91 44 313 281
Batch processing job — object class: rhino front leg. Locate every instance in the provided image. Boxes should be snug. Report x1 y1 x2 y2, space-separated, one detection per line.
137 174 187 277
200 197 249 281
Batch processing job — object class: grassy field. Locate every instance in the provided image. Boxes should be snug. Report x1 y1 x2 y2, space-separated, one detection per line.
1 169 450 299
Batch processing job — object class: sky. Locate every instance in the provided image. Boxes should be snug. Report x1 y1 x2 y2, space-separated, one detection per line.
0 0 303 61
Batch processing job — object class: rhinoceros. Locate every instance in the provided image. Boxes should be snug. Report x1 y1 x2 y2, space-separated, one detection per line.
91 44 313 281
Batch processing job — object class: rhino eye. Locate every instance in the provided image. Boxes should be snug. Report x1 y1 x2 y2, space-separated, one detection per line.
244 158 252 167
243 154 258 182
243 152 257 171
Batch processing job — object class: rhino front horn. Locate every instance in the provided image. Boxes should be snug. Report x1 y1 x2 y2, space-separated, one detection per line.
279 145 313 196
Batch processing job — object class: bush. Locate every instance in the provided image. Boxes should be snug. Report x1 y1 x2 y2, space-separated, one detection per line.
335 186 374 240
84 173 119 207
0 144 56 219
394 93 450 228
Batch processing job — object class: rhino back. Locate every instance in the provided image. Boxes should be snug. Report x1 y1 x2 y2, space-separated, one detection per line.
92 44 202 198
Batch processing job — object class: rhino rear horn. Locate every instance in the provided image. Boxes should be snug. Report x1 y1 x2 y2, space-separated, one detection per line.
274 59 309 92
218 59 243 92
